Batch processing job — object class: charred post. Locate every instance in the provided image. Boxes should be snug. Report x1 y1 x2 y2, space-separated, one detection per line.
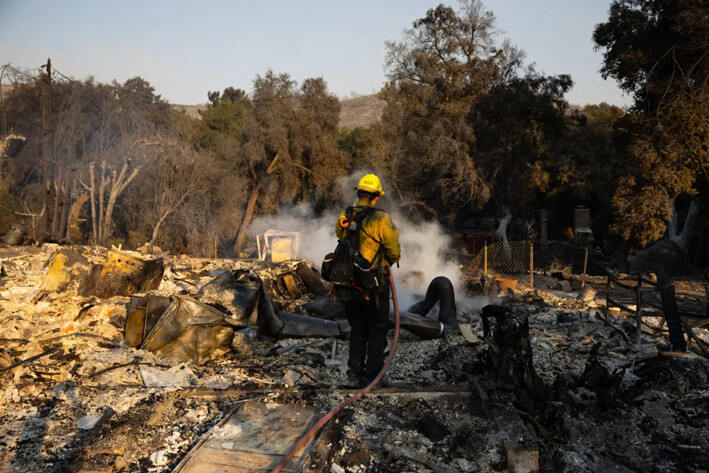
480 305 546 400
656 271 687 352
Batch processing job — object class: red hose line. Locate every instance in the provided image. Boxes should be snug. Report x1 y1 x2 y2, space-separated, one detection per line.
271 273 401 472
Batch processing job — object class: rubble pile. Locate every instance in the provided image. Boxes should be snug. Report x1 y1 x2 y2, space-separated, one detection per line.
1 244 708 472
0 244 328 472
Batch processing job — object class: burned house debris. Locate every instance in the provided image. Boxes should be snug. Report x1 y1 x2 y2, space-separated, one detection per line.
3 0 708 470
0 242 708 473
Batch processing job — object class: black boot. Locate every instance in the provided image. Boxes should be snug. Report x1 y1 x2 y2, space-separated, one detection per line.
345 372 364 389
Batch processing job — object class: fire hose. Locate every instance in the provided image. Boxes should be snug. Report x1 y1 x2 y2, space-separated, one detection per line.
271 272 401 472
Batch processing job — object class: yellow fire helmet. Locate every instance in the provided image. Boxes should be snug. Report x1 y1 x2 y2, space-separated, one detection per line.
354 173 385 196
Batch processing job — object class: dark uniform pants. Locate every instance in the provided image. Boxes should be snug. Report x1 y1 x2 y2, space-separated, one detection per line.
346 285 390 382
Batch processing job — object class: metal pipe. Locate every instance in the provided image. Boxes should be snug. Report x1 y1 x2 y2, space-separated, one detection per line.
405 276 457 327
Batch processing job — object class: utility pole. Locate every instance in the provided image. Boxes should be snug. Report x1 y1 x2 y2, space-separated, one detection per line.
40 58 53 239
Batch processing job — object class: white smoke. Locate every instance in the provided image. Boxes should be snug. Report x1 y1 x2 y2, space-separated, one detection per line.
388 211 462 309
249 204 338 267
250 172 471 312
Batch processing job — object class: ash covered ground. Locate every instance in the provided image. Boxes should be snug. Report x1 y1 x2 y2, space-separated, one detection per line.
1 244 708 473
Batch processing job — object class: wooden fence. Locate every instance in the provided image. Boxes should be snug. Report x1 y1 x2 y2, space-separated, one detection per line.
604 275 709 356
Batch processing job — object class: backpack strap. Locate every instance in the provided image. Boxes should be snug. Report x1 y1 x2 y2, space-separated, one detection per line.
349 207 385 266
341 206 358 259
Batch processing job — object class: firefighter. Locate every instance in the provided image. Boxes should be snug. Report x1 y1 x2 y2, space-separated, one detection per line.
336 174 401 388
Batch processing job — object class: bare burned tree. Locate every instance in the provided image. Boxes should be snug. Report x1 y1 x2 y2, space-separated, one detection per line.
82 159 140 245
143 145 215 253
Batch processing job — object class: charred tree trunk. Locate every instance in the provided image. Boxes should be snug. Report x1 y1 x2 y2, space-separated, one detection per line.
148 211 170 254
102 168 119 244
480 305 546 400
66 192 87 243
98 160 107 243
100 161 140 246
233 185 260 256
148 188 190 254
88 162 98 243
232 153 280 256
618 240 631 273
82 160 139 247
58 178 72 240
50 165 64 239
40 58 54 239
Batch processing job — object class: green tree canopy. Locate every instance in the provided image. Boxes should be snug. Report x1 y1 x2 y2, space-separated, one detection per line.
381 0 574 223
594 0 709 245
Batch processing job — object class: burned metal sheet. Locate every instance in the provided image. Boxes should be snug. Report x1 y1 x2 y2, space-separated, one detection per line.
126 294 233 364
196 269 261 327
80 250 164 298
195 269 350 340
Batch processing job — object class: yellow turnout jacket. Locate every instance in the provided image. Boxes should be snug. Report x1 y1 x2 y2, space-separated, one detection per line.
335 200 401 268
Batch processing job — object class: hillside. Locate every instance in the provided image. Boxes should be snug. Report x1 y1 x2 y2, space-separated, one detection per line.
173 103 206 119
173 95 584 130
172 94 385 129
338 94 385 129
0 83 16 101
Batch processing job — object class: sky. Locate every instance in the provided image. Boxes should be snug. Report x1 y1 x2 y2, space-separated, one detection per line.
0 0 631 106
